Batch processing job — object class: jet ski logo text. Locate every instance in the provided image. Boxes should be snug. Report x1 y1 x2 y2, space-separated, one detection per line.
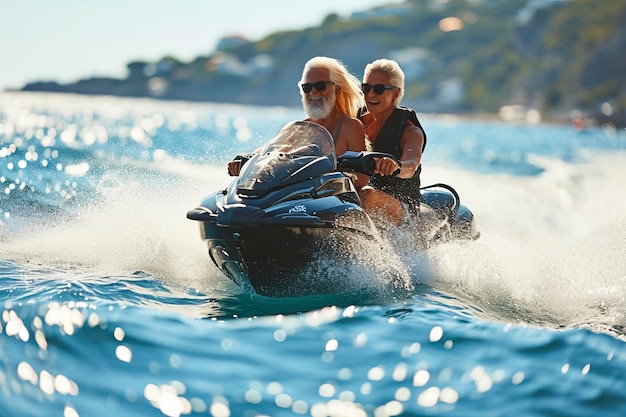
289 205 307 214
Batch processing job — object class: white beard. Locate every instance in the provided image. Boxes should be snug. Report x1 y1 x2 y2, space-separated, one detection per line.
302 89 336 120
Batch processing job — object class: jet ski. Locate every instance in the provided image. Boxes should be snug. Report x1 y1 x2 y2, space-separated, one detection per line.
187 120 479 295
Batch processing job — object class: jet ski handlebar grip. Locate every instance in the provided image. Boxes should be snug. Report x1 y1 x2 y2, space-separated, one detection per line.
337 151 400 176
392 161 401 177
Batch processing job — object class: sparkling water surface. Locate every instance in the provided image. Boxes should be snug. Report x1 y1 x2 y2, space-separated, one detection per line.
1 92 625 417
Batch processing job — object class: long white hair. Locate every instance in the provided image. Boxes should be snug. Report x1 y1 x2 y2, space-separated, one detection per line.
299 56 365 117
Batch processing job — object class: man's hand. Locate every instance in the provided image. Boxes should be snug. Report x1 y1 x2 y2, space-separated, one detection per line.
227 160 242 176
227 155 251 176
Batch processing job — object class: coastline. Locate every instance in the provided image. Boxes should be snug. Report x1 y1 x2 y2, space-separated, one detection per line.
2 89 622 130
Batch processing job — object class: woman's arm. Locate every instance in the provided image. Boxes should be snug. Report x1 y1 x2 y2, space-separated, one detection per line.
372 122 424 178
396 123 424 179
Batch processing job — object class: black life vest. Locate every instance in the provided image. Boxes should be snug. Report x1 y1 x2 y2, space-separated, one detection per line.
366 107 427 206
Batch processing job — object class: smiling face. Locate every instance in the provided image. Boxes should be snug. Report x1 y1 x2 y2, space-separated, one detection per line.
363 70 399 116
301 67 336 120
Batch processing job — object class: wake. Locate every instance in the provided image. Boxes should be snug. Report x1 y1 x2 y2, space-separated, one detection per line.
3 150 626 337
1 158 228 294
405 151 626 337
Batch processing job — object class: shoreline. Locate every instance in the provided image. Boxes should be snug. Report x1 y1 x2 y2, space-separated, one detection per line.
2 90 623 129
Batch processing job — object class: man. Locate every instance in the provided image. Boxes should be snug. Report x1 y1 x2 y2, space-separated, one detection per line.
229 57 368 187
298 57 366 158
297 56 368 188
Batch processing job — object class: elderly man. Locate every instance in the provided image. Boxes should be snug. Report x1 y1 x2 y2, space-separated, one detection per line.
229 57 368 187
298 56 366 158
297 56 368 188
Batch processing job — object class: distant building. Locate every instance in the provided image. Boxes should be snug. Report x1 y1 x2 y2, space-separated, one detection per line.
437 78 464 107
248 54 274 75
350 4 414 20
216 35 250 51
208 52 274 77
126 62 148 79
515 0 570 25
389 47 437 81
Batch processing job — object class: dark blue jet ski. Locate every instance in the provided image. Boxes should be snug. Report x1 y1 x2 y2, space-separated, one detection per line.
187 121 478 295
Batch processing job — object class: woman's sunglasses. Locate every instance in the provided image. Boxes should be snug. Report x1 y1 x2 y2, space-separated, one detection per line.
362 83 397 95
301 80 334 94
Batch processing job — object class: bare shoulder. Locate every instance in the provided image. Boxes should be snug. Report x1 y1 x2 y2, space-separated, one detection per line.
346 118 365 147
400 122 425 151
403 121 424 141
335 117 366 154
343 117 365 138
344 117 364 130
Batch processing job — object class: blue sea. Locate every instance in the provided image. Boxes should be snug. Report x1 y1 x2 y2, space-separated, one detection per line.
1 92 625 417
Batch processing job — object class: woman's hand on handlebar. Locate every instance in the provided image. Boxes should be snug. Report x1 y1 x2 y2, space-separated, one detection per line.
373 157 401 176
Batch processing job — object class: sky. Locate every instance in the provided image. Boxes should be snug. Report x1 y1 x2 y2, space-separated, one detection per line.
0 0 400 90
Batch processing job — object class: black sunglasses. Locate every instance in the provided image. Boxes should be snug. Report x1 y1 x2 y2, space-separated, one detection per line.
301 80 334 94
362 83 397 95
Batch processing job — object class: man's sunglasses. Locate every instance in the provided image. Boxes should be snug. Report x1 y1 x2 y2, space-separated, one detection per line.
301 80 334 94
362 83 397 95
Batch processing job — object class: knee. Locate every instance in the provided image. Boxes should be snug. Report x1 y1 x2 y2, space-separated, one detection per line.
358 187 376 209
360 188 404 224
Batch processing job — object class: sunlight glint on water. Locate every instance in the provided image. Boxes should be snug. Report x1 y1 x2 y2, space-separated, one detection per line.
1 92 625 417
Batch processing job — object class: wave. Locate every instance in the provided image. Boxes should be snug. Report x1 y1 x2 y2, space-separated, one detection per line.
2 93 625 336
1 158 228 293
3 151 626 326
410 151 626 337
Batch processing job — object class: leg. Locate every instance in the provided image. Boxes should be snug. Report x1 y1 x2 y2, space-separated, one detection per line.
359 186 404 225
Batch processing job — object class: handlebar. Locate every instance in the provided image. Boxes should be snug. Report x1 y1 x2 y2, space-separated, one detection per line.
337 151 401 177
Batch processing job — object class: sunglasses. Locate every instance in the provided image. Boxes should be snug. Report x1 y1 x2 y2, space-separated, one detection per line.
362 83 397 95
301 80 334 94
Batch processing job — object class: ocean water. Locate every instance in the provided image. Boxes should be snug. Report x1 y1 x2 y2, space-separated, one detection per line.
1 91 625 417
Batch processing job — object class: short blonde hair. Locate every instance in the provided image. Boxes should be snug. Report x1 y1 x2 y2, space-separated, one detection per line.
363 59 405 106
300 56 365 118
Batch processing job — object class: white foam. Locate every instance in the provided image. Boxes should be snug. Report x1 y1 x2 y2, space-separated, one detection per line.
0 89 617 331
2 160 232 293
412 151 626 333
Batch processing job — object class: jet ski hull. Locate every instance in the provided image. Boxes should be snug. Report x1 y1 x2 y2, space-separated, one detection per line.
187 168 377 295
187 121 479 296
206 225 358 295
189 198 376 295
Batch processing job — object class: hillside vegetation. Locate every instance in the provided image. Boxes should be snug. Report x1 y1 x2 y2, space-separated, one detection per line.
22 0 626 123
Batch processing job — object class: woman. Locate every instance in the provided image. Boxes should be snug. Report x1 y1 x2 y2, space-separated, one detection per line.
358 59 427 224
